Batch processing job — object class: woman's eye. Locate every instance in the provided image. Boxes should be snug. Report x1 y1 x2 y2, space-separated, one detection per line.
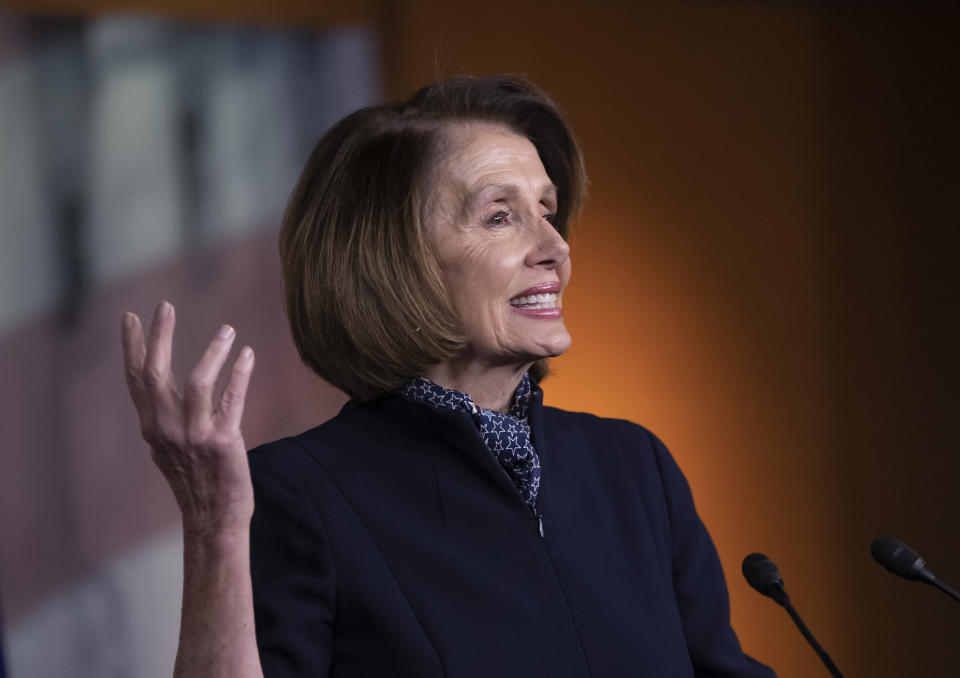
485 209 511 226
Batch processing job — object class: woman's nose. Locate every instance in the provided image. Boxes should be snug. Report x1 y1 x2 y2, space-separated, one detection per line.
525 215 569 270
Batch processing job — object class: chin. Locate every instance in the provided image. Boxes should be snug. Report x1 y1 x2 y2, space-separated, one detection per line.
531 333 572 359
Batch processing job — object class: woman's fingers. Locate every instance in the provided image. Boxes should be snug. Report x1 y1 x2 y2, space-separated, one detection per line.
121 312 151 418
142 301 182 434
123 300 253 448
217 346 255 431
184 325 237 431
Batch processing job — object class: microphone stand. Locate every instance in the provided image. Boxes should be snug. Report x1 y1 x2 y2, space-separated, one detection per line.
768 584 844 678
928 577 960 604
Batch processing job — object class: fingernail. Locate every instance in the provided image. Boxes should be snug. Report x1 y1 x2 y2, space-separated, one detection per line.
218 325 235 340
157 300 170 317
241 346 253 360
122 312 135 328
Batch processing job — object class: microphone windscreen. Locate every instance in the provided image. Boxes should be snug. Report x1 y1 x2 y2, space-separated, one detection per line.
871 536 925 581
742 552 784 595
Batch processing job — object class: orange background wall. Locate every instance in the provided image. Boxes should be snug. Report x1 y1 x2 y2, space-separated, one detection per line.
384 3 959 675
12 1 959 675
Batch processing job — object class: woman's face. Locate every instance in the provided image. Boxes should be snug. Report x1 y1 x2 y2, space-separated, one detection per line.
427 123 572 370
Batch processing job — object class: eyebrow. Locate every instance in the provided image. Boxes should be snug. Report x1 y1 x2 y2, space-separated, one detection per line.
461 182 559 217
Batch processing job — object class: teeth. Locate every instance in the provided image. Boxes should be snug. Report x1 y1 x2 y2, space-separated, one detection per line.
510 292 559 308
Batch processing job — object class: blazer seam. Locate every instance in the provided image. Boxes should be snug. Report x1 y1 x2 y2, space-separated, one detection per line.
537 536 596 678
533 411 594 678
645 428 679 580
286 436 448 678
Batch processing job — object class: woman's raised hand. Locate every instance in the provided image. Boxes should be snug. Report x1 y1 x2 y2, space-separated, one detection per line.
121 301 256 538
123 302 265 678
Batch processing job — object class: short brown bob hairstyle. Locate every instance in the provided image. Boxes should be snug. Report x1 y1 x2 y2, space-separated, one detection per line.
279 74 587 401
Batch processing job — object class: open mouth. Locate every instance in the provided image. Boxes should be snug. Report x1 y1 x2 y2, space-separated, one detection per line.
509 292 560 309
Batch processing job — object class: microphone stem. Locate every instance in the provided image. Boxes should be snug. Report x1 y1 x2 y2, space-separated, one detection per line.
779 598 844 678
930 577 960 604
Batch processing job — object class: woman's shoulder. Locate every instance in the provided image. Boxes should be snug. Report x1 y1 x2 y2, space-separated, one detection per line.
246 400 366 479
244 402 389 521
540 405 664 449
248 397 389 457
538 405 681 483
246 393 439 485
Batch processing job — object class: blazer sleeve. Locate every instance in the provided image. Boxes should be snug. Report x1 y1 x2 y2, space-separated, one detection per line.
647 431 777 678
249 446 335 678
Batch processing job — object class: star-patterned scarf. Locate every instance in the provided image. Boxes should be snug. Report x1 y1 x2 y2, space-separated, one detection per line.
400 373 541 513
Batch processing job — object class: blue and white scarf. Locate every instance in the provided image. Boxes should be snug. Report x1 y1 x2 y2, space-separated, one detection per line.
400 373 541 513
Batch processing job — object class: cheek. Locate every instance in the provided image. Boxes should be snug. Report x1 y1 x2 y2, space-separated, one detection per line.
439 249 492 323
448 241 515 294
453 263 516 335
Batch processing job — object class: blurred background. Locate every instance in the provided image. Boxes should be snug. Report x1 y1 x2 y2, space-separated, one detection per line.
0 1 957 676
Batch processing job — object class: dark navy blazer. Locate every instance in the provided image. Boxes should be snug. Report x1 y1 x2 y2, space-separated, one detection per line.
249 387 776 677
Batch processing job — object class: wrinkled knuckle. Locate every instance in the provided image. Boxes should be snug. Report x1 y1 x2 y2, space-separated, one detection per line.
141 365 164 390
125 365 144 388
221 386 244 408
184 373 210 399
185 426 209 449
208 430 237 453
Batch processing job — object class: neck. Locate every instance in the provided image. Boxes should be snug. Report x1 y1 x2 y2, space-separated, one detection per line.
422 360 532 413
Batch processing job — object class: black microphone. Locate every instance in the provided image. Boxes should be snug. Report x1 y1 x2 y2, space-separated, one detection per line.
742 553 788 604
742 553 844 678
871 536 960 604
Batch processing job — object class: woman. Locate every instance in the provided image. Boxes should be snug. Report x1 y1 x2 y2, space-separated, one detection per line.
122 75 775 677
